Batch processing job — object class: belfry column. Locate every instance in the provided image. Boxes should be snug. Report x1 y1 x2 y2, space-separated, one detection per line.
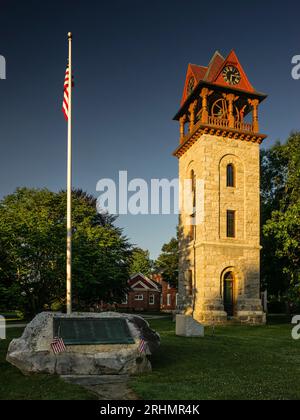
188 100 197 132
179 115 187 143
248 99 259 132
224 93 238 128
200 88 213 124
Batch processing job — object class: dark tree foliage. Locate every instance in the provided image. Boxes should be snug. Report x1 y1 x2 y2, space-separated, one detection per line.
155 236 179 288
0 188 132 315
129 248 153 277
261 132 300 309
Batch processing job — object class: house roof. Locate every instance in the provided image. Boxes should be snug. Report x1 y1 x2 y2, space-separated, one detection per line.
129 273 161 291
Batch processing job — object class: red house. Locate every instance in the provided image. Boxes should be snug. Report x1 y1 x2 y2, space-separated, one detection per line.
118 273 161 312
152 274 178 312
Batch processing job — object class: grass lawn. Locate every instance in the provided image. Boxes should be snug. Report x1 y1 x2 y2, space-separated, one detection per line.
1 318 299 400
131 318 300 400
0 329 96 400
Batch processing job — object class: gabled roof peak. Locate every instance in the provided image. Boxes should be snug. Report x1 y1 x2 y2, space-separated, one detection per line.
180 49 260 107
207 50 225 66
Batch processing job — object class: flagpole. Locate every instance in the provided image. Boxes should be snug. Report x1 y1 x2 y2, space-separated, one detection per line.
66 32 72 315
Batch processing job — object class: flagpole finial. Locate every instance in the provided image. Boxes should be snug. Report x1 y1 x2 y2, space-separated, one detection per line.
68 32 72 39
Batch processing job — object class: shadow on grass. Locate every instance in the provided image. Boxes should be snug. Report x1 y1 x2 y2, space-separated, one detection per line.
0 328 97 400
131 317 300 400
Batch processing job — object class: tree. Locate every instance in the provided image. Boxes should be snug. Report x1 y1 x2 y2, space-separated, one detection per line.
129 248 153 277
261 132 300 309
260 141 288 222
155 236 179 288
0 188 132 315
260 141 288 295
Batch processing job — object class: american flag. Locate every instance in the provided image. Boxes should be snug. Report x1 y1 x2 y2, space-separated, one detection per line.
51 337 66 354
62 65 73 121
138 337 146 354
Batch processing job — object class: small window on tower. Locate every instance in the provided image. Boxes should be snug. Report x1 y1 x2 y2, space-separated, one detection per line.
227 164 235 187
227 210 236 238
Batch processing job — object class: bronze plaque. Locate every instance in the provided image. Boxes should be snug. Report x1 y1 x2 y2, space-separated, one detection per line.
53 317 135 345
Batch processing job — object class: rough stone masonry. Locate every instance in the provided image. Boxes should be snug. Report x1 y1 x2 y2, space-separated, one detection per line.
6 312 160 375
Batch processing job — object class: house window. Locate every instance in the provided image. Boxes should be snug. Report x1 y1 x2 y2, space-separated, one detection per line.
122 294 128 305
167 294 171 306
175 293 178 306
149 294 155 305
134 294 144 301
226 210 236 238
226 164 235 187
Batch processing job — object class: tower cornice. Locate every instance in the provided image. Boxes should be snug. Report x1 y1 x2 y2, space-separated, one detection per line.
173 119 267 158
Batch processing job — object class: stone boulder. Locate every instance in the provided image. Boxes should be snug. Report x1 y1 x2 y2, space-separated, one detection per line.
6 312 160 376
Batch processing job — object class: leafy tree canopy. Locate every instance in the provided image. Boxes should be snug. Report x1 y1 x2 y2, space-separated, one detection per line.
129 248 153 277
155 236 178 288
0 188 131 315
261 132 300 307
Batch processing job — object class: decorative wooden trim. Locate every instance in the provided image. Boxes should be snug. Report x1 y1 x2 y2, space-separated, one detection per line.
173 120 267 158
179 114 187 143
188 100 197 132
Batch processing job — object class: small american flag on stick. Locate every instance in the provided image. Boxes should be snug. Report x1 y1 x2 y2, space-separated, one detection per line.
51 337 66 354
138 337 146 354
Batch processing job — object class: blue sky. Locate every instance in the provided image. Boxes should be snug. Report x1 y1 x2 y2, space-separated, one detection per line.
0 0 300 258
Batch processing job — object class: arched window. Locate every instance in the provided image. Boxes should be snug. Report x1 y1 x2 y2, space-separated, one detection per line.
226 164 235 187
223 271 234 317
191 170 196 207
189 170 196 240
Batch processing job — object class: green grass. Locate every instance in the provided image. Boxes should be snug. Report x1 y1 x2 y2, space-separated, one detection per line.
0 329 97 400
1 319 300 400
131 318 300 400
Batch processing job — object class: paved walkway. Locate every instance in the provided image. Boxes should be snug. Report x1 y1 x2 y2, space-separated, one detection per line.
62 375 139 400
6 323 27 329
132 314 171 320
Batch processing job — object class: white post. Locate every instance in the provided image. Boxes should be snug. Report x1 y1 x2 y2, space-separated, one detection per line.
66 32 72 315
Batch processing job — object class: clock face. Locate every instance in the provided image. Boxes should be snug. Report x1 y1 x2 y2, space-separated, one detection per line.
187 77 195 96
222 66 241 86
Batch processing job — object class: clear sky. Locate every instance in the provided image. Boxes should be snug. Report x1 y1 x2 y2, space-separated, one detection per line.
0 0 300 258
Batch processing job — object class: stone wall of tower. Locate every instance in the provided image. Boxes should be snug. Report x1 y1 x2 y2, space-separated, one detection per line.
178 134 265 325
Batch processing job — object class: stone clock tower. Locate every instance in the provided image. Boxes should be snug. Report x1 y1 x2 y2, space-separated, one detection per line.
174 50 267 325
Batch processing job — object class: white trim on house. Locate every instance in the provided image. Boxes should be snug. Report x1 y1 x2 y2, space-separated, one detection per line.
130 273 161 291
130 281 149 290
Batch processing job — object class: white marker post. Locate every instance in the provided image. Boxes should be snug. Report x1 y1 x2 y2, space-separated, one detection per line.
66 32 73 315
